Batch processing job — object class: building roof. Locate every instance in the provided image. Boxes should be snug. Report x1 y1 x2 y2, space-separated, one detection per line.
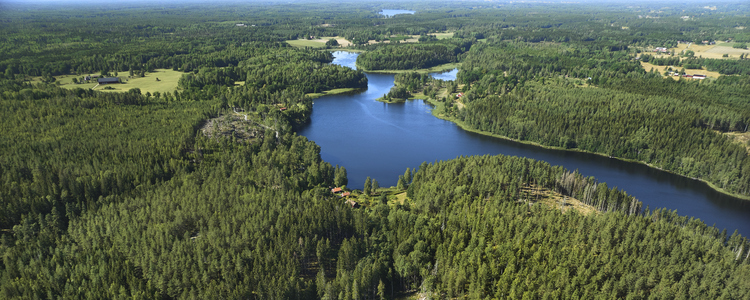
98 77 120 84
341 192 351 197
331 187 342 193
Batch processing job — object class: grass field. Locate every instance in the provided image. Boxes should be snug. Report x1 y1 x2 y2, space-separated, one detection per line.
640 62 721 80
286 39 327 48
286 36 352 48
704 43 750 58
56 69 183 94
433 32 454 39
30 73 81 85
650 41 750 60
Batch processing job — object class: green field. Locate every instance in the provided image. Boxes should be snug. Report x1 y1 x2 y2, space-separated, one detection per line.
433 32 454 39
286 39 327 48
57 69 183 94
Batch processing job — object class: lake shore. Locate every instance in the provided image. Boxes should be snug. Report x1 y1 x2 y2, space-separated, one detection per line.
306 87 365 99
416 96 750 202
357 62 461 74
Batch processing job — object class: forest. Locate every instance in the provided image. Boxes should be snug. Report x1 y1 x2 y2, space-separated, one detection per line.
395 37 750 199
1 1 750 299
356 42 463 71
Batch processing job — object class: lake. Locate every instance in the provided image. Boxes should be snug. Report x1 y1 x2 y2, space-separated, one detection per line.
379 9 416 17
298 51 750 237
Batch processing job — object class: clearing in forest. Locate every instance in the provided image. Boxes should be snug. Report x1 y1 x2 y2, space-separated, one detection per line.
521 184 597 215
52 69 183 94
640 62 721 80
286 36 352 48
723 131 750 154
650 41 750 60
201 113 267 144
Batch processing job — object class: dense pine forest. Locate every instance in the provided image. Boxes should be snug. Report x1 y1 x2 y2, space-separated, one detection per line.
1 1 750 299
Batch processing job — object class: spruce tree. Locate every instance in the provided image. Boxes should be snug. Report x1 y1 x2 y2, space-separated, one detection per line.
364 177 372 195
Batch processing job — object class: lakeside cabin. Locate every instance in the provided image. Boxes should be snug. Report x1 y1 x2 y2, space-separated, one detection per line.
331 187 342 193
98 77 120 84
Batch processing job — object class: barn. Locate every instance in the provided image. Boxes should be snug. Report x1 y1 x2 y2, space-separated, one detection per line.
98 77 120 84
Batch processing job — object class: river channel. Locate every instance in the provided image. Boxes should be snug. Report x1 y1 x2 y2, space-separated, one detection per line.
297 51 750 237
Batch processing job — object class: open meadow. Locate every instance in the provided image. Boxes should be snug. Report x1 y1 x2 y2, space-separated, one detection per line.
286 36 352 48
52 69 183 94
640 62 721 80
650 41 750 59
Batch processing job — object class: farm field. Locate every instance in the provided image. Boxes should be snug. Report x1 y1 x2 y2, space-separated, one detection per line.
640 61 721 80
286 36 352 48
56 69 183 94
650 41 750 59
432 32 454 39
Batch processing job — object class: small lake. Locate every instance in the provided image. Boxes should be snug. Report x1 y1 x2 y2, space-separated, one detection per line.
298 51 750 237
379 9 416 17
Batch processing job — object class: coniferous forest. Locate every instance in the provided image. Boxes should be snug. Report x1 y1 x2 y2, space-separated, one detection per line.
1 1 750 299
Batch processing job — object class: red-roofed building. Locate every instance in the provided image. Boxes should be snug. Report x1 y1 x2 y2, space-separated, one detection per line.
341 192 351 197
331 187 342 193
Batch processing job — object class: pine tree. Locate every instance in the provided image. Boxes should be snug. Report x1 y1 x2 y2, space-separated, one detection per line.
397 175 406 190
364 177 372 196
335 166 348 187
377 280 386 300
404 168 412 185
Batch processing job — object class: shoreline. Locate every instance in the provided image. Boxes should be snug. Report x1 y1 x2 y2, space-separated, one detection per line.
321 50 750 202
415 96 750 202
306 87 365 99
356 62 461 74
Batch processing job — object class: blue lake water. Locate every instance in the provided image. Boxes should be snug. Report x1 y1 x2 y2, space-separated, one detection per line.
298 51 750 237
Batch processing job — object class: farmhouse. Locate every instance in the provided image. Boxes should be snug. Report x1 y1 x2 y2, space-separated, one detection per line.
98 77 120 84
